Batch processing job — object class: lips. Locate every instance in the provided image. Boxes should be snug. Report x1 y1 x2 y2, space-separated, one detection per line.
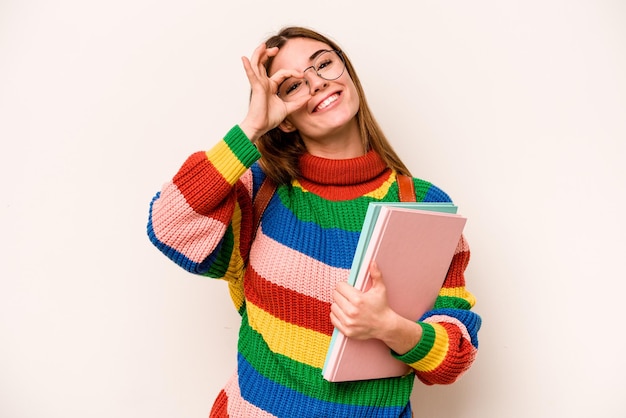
313 92 341 112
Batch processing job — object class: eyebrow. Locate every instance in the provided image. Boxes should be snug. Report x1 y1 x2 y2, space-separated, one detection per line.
309 49 330 61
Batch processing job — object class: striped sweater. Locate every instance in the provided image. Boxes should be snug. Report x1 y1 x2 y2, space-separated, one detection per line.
147 125 481 417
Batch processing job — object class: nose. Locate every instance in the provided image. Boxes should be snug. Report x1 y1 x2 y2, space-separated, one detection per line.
303 69 329 95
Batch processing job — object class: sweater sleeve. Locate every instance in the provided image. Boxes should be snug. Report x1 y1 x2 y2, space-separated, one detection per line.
392 234 481 385
146 125 262 284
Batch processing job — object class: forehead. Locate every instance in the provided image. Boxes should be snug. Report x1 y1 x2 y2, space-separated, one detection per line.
269 38 332 75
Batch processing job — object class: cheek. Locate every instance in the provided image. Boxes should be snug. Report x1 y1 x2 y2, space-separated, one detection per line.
344 80 360 111
286 108 308 127
345 89 360 118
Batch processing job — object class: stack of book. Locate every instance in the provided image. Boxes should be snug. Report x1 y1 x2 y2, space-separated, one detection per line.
322 202 467 382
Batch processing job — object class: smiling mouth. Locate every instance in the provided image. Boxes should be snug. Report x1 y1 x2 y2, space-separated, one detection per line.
314 93 340 112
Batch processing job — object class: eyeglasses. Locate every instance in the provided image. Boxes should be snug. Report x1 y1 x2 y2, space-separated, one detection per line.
276 50 345 102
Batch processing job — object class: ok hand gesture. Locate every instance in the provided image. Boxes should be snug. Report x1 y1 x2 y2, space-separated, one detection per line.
239 43 308 142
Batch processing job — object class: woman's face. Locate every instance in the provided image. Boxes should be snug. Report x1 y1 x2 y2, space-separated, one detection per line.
269 37 360 141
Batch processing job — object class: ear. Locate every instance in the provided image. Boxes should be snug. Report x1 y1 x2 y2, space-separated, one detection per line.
278 119 297 133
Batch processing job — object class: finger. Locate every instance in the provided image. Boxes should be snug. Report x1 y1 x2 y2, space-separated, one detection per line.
331 303 364 339
241 56 266 93
269 67 302 83
241 56 256 82
284 94 310 114
369 261 383 287
249 43 266 65
265 45 279 57
334 281 359 300
257 46 281 79
255 45 281 80
268 68 303 94
329 310 347 334
330 301 352 328
332 286 350 307
332 287 361 319
248 43 271 78
258 46 279 69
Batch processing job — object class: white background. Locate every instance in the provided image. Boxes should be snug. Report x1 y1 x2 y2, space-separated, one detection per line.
1 1 625 417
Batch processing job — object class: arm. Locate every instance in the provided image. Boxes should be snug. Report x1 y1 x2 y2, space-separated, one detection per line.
147 125 261 281
393 234 481 385
147 42 308 280
331 235 481 385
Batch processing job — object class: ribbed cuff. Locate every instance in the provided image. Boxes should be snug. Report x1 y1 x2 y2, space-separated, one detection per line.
224 125 262 168
391 322 435 364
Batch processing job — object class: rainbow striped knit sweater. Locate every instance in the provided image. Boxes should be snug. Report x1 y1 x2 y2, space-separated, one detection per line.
147 125 481 418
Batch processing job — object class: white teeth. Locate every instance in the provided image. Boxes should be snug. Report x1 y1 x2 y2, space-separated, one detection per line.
316 94 338 111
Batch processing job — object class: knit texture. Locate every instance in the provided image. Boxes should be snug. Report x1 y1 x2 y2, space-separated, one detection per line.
147 125 481 418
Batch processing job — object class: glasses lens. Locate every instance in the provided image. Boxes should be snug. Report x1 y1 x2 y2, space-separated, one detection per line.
277 51 345 101
278 77 305 99
315 50 344 81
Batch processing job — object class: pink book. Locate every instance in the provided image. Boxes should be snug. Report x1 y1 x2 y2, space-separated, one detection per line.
322 204 466 382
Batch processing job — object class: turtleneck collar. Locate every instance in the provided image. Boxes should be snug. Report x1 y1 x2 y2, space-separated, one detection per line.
297 150 392 200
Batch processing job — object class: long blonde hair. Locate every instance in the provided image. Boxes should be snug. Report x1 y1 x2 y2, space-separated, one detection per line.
256 26 411 185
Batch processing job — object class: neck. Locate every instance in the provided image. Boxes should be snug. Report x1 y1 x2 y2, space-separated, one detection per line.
300 119 365 159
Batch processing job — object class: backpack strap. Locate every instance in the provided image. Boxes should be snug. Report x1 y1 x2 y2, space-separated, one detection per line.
252 173 416 238
252 176 277 236
397 174 416 202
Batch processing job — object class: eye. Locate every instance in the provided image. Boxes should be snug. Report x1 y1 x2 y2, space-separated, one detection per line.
285 80 303 95
316 57 334 72
280 78 304 96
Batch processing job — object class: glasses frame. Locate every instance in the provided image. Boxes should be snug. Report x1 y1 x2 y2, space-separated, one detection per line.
276 50 345 99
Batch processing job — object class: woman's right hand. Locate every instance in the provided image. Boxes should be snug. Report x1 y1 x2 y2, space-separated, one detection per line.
239 43 307 142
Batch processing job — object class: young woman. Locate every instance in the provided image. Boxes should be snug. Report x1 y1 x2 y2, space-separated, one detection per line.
147 26 481 418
